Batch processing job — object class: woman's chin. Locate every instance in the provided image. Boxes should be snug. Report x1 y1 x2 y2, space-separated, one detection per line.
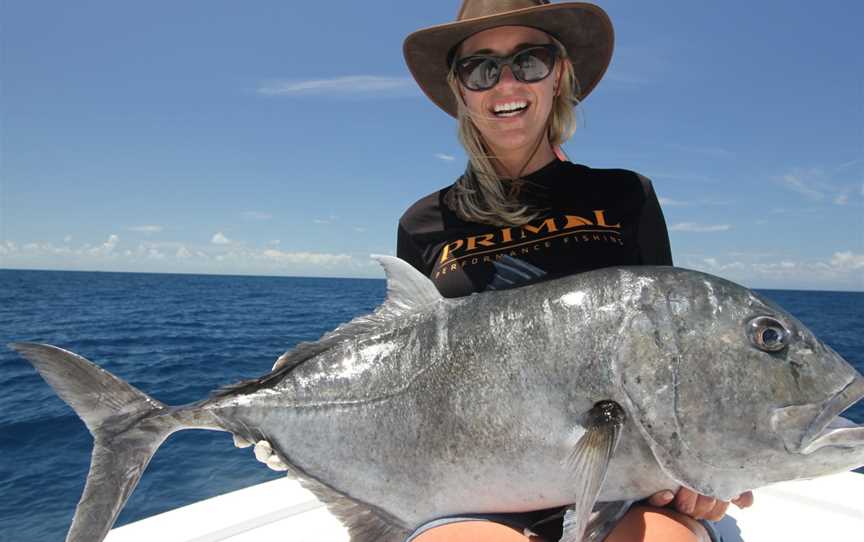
485 132 542 156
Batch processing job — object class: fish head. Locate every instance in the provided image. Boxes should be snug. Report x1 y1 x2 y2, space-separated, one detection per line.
613 268 864 500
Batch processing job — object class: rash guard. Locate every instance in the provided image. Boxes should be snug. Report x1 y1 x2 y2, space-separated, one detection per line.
397 159 673 298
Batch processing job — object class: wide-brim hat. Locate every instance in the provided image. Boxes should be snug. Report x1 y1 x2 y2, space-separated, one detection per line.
404 0 614 117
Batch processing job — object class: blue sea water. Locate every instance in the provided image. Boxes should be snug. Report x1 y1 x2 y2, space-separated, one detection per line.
0 269 861 541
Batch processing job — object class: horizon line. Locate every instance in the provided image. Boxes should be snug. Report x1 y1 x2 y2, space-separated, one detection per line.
1 266 861 294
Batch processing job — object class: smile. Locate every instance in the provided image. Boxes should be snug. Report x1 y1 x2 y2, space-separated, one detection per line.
491 100 529 117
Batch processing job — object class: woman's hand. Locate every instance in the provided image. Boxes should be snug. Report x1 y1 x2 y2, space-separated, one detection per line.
233 435 290 471
647 487 754 522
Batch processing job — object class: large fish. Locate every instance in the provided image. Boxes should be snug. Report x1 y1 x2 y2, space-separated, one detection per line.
10 257 864 542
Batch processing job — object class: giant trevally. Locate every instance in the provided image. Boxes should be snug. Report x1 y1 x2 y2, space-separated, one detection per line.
10 257 864 542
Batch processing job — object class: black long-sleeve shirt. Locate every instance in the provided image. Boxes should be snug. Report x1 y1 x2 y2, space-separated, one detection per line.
398 159 672 298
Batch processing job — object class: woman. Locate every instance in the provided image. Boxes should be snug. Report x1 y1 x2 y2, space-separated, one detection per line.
396 1 753 541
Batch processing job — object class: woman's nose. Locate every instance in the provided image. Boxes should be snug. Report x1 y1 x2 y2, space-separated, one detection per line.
496 65 518 87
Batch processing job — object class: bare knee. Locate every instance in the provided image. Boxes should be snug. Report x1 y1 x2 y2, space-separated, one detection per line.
604 506 711 542
412 520 538 542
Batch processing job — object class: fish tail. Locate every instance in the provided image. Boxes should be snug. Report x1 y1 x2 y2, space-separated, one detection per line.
10 342 184 542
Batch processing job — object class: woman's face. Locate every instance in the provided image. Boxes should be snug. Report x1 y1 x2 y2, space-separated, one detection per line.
456 26 560 158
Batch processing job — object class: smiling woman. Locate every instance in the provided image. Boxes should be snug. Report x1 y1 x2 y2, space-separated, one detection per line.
396 1 676 300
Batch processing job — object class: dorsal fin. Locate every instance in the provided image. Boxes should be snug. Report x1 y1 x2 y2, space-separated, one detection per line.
213 256 443 397
372 254 442 316
270 255 441 370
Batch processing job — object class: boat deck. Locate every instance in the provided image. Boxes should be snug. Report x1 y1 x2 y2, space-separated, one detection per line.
106 472 864 541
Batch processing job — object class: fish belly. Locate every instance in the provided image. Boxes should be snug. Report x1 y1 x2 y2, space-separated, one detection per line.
257 389 582 527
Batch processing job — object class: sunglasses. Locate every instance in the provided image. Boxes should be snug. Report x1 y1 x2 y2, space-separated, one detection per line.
454 44 558 92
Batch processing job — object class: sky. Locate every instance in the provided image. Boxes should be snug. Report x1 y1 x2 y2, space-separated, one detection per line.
1 1 862 290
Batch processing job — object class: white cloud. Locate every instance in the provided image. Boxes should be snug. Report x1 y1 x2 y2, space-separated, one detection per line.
268 240 281 246
435 153 456 162
776 165 859 203
211 232 231 245
129 225 163 234
262 249 351 266
88 234 119 256
836 158 861 171
63 235 72 243
670 222 732 232
684 251 864 290
257 75 413 96
146 248 165 260
830 251 864 271
242 211 272 220
779 171 824 200
314 215 338 225
658 197 688 207
1 236 372 276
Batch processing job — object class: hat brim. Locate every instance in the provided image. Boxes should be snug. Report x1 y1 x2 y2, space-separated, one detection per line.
403 2 614 117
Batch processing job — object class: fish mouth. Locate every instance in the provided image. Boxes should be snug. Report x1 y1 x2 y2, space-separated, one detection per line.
799 376 864 454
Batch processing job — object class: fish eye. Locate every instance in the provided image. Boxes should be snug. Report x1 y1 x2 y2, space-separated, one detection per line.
747 316 790 352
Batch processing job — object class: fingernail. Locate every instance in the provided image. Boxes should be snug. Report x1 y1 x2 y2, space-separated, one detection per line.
662 491 674 500
254 441 273 462
232 434 252 448
266 455 289 471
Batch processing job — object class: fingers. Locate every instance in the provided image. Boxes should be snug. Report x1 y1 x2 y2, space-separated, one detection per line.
253 439 274 462
233 434 253 448
691 494 718 520
673 487 698 516
235 434 289 475
669 487 733 521
253 440 289 471
732 491 755 509
647 490 675 507
703 499 730 522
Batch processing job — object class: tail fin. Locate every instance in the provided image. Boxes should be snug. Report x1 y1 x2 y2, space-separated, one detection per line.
10 342 179 542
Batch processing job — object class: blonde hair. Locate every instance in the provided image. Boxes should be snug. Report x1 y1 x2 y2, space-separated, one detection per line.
445 37 579 227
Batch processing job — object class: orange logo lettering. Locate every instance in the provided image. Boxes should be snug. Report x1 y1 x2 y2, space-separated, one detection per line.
466 233 496 251
440 239 464 263
563 215 594 228
522 218 558 235
594 210 621 229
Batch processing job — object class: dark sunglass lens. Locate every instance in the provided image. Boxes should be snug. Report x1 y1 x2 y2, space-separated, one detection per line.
514 48 555 82
459 57 500 90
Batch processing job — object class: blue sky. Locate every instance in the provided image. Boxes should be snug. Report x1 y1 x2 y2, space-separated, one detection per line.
1 1 862 290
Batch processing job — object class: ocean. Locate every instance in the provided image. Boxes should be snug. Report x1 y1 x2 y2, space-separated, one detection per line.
0 269 861 541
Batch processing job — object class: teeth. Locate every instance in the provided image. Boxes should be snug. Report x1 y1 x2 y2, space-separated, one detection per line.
494 101 528 113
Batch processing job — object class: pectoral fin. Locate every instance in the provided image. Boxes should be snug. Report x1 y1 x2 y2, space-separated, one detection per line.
560 401 626 542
